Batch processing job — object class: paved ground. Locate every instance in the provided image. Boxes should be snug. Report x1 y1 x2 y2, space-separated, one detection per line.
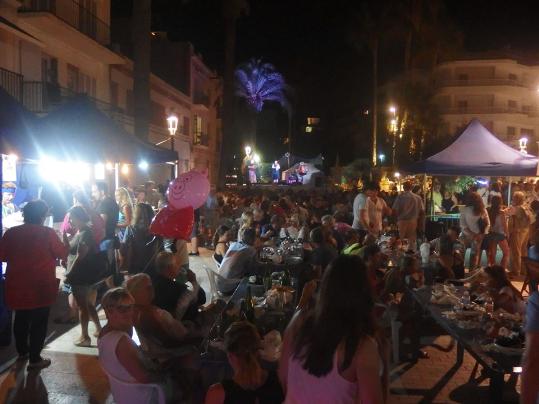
0 248 524 403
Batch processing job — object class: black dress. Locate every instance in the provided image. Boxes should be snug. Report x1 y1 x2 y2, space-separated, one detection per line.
222 370 284 404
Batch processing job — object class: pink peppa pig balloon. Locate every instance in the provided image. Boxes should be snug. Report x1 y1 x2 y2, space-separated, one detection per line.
167 170 210 210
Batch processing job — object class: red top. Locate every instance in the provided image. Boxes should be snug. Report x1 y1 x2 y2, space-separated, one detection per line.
60 210 105 245
0 224 67 310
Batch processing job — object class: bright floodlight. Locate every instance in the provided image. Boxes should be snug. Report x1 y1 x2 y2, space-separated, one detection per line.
379 154 385 163
121 164 129 175
389 106 396 114
394 172 401 178
8 154 17 161
254 153 261 163
138 160 149 170
94 163 105 180
167 115 178 136
245 145 252 156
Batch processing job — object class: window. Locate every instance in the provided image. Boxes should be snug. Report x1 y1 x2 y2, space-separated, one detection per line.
507 126 516 137
126 89 134 115
194 115 202 144
110 82 119 107
521 128 535 137
66 64 96 97
67 64 79 93
307 117 320 125
183 116 190 136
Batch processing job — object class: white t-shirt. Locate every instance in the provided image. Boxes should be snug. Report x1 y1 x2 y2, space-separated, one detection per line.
366 197 387 234
352 193 366 230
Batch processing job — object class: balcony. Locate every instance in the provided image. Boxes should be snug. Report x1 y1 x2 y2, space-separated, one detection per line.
193 133 209 147
439 106 529 116
19 0 110 46
0 68 23 102
21 81 120 116
435 78 528 88
193 92 209 107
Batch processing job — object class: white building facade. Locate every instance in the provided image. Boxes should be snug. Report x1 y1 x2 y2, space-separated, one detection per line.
433 57 539 150
0 0 222 187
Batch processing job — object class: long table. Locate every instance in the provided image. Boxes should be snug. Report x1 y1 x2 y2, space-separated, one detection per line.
411 287 522 403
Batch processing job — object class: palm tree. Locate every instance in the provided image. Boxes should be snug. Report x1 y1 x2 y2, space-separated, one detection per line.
219 0 249 187
351 1 391 167
234 59 289 145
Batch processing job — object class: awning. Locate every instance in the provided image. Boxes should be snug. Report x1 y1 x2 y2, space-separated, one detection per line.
404 119 538 177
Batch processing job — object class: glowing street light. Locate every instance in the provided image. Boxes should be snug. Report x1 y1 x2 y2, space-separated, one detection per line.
254 153 261 164
394 172 401 179
379 154 385 164
121 164 129 175
167 115 178 136
167 114 178 178
389 106 396 115
245 145 252 156
519 137 528 153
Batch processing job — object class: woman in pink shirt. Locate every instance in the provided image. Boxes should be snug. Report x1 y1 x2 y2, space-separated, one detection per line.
279 255 385 403
0 200 68 370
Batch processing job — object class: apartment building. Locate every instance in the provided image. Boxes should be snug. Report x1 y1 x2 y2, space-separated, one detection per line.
0 0 222 186
432 55 539 149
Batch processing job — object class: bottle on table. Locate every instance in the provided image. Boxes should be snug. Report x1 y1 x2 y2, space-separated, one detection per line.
244 286 255 323
462 290 471 307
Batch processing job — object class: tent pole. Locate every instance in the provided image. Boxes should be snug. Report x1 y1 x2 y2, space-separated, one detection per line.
114 163 119 191
507 177 511 206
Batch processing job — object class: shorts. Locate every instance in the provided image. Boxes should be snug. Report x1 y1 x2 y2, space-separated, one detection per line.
485 232 506 243
71 284 96 296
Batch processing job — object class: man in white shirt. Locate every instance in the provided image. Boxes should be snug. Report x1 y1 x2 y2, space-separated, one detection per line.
364 182 391 236
352 188 367 233
217 228 257 294
392 181 425 251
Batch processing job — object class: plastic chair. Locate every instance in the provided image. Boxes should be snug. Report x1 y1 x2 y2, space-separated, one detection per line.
101 366 166 404
203 265 240 302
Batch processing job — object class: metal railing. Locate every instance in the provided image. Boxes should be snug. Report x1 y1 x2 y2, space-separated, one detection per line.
193 92 209 107
20 0 110 46
0 68 23 101
193 133 209 146
440 106 528 115
435 78 528 88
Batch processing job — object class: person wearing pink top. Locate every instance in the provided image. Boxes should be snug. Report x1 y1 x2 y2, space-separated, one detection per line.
60 190 105 245
279 255 385 404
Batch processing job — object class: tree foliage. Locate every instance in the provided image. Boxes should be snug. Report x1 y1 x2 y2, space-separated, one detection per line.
234 59 289 113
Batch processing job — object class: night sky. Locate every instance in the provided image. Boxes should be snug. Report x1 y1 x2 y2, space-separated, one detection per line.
112 0 539 166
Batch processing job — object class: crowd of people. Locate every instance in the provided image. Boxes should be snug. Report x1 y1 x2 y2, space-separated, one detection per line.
1 176 539 402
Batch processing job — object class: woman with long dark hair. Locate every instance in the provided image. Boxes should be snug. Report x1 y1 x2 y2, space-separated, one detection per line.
212 225 231 264
460 192 490 269
484 265 525 315
486 195 509 268
279 255 385 403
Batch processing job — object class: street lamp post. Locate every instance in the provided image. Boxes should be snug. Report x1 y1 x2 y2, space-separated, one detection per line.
167 115 178 179
389 106 398 166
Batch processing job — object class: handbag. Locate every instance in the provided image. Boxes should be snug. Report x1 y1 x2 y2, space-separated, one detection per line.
65 249 109 286
477 216 488 234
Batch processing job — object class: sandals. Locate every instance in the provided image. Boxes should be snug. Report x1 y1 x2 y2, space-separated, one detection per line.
74 337 91 347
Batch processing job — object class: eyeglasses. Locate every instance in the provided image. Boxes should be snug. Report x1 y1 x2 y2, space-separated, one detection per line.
113 304 134 314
